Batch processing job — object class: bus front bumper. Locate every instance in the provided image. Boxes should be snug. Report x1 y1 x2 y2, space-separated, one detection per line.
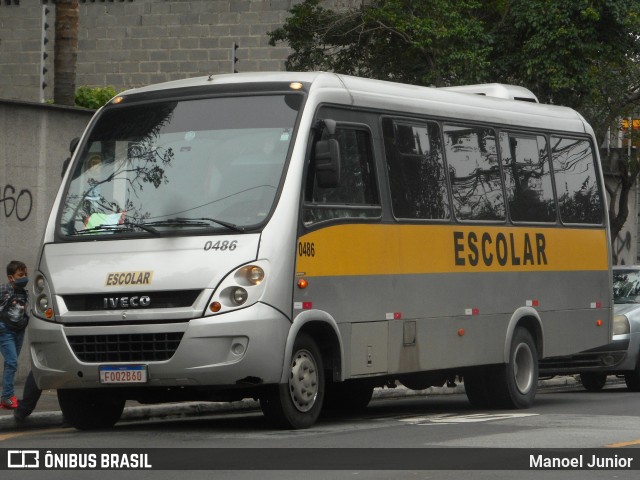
29 302 291 391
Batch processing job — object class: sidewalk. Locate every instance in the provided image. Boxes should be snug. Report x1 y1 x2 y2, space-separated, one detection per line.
0 375 590 431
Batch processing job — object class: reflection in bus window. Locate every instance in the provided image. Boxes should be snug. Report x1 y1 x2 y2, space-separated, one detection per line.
444 125 504 221
303 127 380 225
383 119 449 220
60 95 299 235
551 137 603 224
500 134 557 223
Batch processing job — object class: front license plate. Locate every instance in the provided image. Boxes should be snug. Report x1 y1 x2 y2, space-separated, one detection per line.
99 365 148 384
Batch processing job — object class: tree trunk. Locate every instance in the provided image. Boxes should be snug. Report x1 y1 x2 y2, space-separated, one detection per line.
604 150 640 245
54 0 79 106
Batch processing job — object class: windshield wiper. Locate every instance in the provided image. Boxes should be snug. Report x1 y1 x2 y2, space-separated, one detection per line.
72 222 160 236
136 217 244 233
122 220 160 235
177 217 245 233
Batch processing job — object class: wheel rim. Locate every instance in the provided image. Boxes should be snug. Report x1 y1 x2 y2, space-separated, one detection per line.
288 348 319 413
513 342 534 394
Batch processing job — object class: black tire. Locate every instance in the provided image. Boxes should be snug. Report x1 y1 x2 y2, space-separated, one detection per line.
324 380 374 411
260 332 324 429
580 372 607 392
464 367 492 409
57 389 125 430
490 327 538 409
624 358 640 392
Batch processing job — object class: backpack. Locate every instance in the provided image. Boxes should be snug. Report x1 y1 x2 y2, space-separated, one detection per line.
0 291 29 332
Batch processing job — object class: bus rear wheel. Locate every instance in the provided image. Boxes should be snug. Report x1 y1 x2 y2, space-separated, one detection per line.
57 389 125 430
464 366 492 409
490 327 538 409
260 333 324 429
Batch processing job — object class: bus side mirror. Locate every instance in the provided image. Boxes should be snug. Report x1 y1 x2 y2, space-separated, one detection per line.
62 137 80 178
314 119 341 188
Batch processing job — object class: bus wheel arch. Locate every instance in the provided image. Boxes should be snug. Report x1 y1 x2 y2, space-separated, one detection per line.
504 309 544 363
493 311 544 409
261 316 343 429
281 314 344 384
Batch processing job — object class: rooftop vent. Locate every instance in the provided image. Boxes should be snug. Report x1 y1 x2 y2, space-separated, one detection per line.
441 83 539 103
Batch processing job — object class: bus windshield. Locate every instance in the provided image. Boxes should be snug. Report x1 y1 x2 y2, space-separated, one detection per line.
59 94 301 237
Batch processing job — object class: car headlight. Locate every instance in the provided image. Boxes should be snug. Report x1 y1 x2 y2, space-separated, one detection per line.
613 314 630 335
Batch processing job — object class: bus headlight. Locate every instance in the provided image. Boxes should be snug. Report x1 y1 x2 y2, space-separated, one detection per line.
32 272 56 320
613 314 630 335
34 275 46 294
247 266 264 285
231 287 248 306
205 261 269 315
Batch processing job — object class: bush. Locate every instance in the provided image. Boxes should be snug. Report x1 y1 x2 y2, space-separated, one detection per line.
75 86 118 109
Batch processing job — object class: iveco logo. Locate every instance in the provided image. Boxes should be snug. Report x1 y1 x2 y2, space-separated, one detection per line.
103 296 151 309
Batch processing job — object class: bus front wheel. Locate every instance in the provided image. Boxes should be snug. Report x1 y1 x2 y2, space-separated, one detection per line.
260 332 324 429
491 327 538 409
324 380 374 411
57 389 125 430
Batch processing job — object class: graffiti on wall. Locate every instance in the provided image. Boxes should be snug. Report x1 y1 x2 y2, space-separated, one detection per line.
0 184 33 221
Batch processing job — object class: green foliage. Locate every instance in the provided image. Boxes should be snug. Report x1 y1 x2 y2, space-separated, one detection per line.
269 0 493 87
74 86 117 109
269 0 640 143
493 0 640 142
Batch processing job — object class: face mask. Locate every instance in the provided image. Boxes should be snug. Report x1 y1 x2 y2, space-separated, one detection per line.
13 277 29 289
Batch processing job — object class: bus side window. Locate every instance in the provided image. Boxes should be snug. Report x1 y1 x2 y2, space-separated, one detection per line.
500 133 557 223
303 126 380 225
444 125 505 222
551 137 603 225
383 118 449 220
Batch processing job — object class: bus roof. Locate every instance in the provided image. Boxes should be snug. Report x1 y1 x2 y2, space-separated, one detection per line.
117 72 590 135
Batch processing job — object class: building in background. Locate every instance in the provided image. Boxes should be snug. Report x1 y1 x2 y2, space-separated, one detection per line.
1 0 361 102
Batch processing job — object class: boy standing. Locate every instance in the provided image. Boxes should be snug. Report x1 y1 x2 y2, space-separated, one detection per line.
0 260 30 409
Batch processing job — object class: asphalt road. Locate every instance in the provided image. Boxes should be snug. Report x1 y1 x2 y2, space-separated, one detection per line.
1 377 639 479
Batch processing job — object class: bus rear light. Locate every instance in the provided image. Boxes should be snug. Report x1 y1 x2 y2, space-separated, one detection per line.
457 329 465 336
297 278 308 289
596 319 603 327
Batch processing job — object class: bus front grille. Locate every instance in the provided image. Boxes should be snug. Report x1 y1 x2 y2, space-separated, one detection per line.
67 332 184 363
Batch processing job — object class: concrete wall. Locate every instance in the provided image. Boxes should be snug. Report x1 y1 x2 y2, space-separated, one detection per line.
0 100 94 380
0 0 358 103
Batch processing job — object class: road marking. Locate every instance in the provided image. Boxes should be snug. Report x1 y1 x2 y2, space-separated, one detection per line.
605 438 640 448
0 428 72 442
399 413 539 425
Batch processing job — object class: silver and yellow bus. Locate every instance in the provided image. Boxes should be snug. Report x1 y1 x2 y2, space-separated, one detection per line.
30 72 612 429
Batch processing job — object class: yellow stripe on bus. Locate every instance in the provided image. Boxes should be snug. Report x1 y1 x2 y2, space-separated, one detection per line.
296 224 609 276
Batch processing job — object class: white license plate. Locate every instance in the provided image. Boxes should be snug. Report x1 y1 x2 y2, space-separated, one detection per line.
99 365 148 384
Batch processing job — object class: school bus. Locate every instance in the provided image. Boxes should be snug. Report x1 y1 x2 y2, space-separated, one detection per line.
29 72 612 429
